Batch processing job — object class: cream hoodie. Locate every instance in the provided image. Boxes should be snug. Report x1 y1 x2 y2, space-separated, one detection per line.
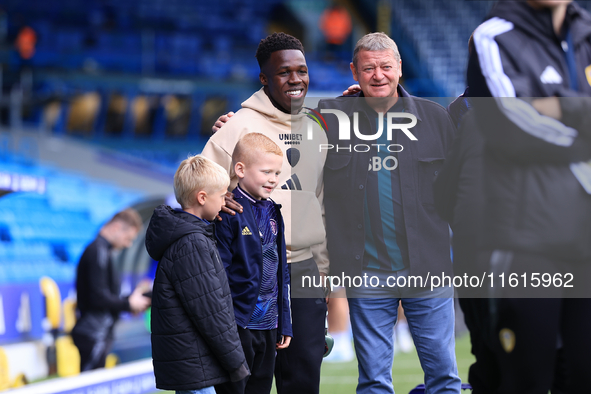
201 88 329 274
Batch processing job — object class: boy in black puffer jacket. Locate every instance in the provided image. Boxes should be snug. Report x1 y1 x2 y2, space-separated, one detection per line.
146 155 249 394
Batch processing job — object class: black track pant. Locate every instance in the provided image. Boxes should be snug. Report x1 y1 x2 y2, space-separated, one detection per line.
275 258 327 394
215 328 277 394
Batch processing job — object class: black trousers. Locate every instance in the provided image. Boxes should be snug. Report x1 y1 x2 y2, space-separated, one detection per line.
275 258 327 394
488 252 591 394
458 297 500 394
491 297 591 394
457 251 500 394
215 328 277 394
460 298 578 394
72 333 113 371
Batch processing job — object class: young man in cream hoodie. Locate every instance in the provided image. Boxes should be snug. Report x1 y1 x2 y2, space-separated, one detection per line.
201 33 328 394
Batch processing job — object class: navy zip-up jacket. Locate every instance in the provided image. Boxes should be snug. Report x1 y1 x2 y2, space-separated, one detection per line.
318 85 456 279
216 187 292 338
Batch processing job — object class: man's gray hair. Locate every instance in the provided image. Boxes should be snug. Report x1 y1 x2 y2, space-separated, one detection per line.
352 32 401 66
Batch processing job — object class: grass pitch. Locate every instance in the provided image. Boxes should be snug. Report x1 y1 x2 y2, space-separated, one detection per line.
155 333 474 394
305 333 474 394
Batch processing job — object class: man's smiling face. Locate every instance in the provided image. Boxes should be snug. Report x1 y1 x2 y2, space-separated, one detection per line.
350 49 402 98
260 49 309 114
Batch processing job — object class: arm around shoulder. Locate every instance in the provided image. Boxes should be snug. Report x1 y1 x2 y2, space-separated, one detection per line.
201 138 233 173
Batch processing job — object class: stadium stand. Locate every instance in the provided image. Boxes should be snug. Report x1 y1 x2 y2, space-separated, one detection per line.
391 0 495 96
0 129 168 383
2 0 508 150
0 151 144 284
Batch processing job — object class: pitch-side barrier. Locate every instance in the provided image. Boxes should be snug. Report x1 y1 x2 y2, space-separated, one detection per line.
9 359 155 394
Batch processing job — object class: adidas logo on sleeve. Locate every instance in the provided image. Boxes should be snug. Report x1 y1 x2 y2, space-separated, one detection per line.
242 226 252 236
540 66 563 84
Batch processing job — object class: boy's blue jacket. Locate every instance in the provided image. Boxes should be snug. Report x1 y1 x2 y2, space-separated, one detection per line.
216 186 292 338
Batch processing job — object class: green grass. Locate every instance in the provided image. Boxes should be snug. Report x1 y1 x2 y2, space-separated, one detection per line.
304 332 474 394
153 333 474 394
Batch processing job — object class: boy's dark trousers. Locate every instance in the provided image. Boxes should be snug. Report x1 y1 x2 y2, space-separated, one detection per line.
215 328 277 394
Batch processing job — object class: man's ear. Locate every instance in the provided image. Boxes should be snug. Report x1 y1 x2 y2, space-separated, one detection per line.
234 162 246 179
398 59 402 78
259 72 268 86
350 62 359 82
196 190 207 206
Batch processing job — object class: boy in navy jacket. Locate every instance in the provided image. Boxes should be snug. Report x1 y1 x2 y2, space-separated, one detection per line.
214 133 292 394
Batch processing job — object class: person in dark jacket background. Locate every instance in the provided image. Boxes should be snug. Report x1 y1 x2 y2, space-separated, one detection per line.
434 109 500 394
435 35 500 393
146 155 249 393
72 208 151 372
215 133 292 394
468 0 591 392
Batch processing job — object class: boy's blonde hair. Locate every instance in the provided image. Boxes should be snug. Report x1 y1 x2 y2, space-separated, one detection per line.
174 155 230 208
232 133 283 166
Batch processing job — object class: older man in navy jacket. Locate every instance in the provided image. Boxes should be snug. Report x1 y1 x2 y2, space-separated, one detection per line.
318 33 460 394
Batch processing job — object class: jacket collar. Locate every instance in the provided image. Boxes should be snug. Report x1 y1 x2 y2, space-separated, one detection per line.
233 185 276 207
173 208 215 238
145 204 215 261
490 1 591 45
97 234 113 250
567 2 591 46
